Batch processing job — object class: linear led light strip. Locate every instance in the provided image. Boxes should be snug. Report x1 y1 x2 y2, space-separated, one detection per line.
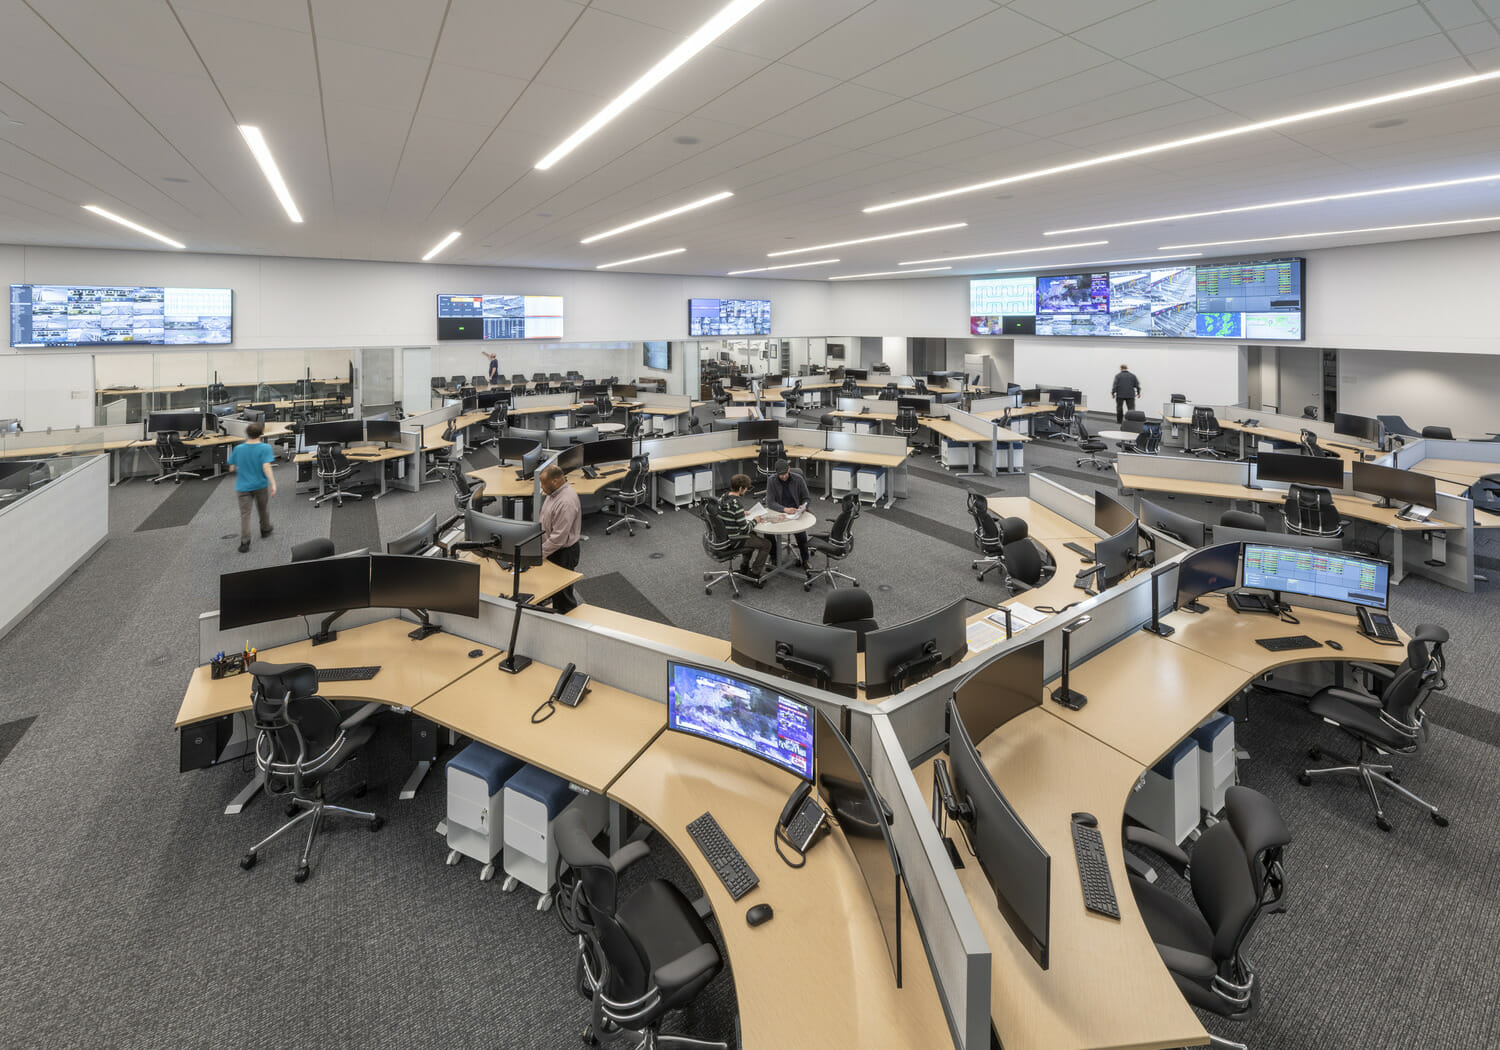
987 253 1203 273
581 191 733 244
596 247 686 270
536 0 767 171
1047 173 1500 236
727 258 840 275
1159 215 1500 250
828 266 951 280
865 69 1500 214
767 222 967 258
238 125 303 223
81 205 185 249
899 239 1108 266
423 231 461 261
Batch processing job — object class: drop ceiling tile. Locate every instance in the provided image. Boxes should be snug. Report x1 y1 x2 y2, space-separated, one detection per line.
915 37 1114 115
965 61 1158 129
176 7 321 98
694 64 843 129
1419 0 1489 29
171 0 310 33
316 39 429 114
436 0 584 79
312 0 447 57
779 0 998 82
858 114 1012 159
1004 0 1151 35
819 100 952 150
755 82 904 140
852 8 1060 96
1073 0 1288 59
1179 27 1459 100
416 63 530 128
1452 20 1500 51
1047 97 1233 150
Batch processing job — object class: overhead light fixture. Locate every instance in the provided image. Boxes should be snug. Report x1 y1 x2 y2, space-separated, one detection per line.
1159 215 1500 250
828 266 951 280
1046 173 1500 236
422 231 462 261
237 125 303 223
900 240 1108 265
580 191 734 244
726 258 840 275
536 0 768 171
864 69 1500 214
988 253 1202 272
81 205 185 249
767 223 967 258
596 247 687 270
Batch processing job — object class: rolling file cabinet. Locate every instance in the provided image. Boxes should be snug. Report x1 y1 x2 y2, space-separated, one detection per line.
1192 714 1237 818
1124 736 1202 846
445 742 524 880
857 466 887 505
502 764 606 911
657 468 695 509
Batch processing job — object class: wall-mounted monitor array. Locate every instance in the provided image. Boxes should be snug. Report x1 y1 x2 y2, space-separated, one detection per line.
436 294 564 340
11 284 232 347
968 258 1304 341
643 340 670 369
688 298 771 336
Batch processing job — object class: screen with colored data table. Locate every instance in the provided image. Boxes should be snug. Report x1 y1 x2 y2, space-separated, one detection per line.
1240 543 1388 609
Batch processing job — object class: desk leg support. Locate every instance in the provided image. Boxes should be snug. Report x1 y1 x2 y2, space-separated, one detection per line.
224 770 266 815
399 760 432 800
1391 529 1407 583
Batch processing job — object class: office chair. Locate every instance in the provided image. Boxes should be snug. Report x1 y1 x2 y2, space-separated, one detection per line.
878 384 898 401
471 374 486 389
913 378 930 397
290 538 335 562
781 382 804 418
1282 483 1342 538
894 404 922 451
554 809 727 1050
1299 624 1450 831
817 412 843 432
593 394 615 424
700 497 758 596
1422 425 1454 440
312 442 362 507
1218 509 1267 532
1126 785 1290 1050
1469 474 1500 514
967 491 1006 581
1298 429 1338 458
431 376 445 393
626 414 645 440
1301 405 1318 420
425 421 460 481
1049 398 1077 440
840 376 859 397
822 587 878 651
1376 414 1420 441
448 463 495 513
548 372 563 383
602 456 652 537
1120 420 1161 455
151 430 202 484
999 518 1054 595
450 374 466 388
512 373 527 386
475 404 507 448
1190 407 1229 458
1074 418 1111 470
753 439 784 495
710 380 731 416
533 381 552 395
804 493 860 591
239 661 383 883
1170 394 1188 405
532 372 546 382
1121 409 1147 432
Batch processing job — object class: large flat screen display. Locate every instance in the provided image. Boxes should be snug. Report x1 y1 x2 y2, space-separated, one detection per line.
436 294 564 340
1193 259 1303 339
688 298 771 336
10 284 232 347
969 276 1035 336
1035 273 1110 336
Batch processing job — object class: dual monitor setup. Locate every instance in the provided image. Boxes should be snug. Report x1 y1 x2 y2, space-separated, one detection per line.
1252 451 1437 515
146 412 214 437
1174 540 1390 616
301 418 404 450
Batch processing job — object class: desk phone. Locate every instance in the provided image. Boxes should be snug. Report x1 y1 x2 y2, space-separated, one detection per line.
1357 607 1398 642
551 663 590 707
777 781 828 855
1227 591 1277 614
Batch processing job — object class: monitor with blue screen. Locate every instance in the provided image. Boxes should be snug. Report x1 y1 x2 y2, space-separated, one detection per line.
1240 543 1389 610
666 661 814 780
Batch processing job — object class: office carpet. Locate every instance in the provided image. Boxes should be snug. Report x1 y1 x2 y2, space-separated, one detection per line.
326 488 383 554
0 430 1496 1049
576 571 669 625
0 715 35 768
134 471 227 531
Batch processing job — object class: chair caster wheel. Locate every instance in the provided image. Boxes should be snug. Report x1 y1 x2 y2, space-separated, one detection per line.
582 1024 598 1046
803 583 812 592
851 579 858 586
1387 772 1400 783
353 782 367 798
1432 812 1449 827
1307 747 1321 760
369 815 384 832
285 802 300 818
1376 816 1392 833
1297 773 1311 786
447 849 462 866
240 852 257 870
294 864 310 883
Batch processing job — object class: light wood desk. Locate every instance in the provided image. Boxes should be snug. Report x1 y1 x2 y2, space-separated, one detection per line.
983 496 1100 612
457 551 581 605
566 605 732 661
1160 593 1408 674
295 443 413 498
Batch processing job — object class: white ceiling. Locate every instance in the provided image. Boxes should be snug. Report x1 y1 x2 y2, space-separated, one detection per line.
0 0 1498 279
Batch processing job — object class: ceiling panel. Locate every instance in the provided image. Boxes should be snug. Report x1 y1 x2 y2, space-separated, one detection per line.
965 61 1158 128
1419 0 1489 29
852 8 1060 96
693 64 844 128
756 82 905 140
436 0 584 79
312 0 447 58
779 0 998 81
1072 0 1289 58
915 37 1114 115
1003 0 1151 36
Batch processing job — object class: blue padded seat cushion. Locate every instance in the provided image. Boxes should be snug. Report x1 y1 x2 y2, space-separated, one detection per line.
448 742 524 795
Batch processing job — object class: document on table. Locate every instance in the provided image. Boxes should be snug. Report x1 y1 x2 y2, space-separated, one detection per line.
968 602 1047 653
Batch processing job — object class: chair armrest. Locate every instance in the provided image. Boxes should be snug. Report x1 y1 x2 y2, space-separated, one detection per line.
1321 686 1383 711
652 943 720 996
606 840 651 875
339 701 383 730
1348 661 1396 681
1155 943 1218 980
1125 825 1190 873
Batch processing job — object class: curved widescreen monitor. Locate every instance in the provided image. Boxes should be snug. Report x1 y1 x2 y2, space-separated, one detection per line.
667 660 814 780
1241 543 1389 610
1175 541 1241 612
11 284 232 347
688 298 771 336
729 602 859 699
436 294 564 340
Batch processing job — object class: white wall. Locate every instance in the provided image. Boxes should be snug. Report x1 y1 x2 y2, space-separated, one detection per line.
1339 348 1500 435
1013 339 1244 411
1276 347 1323 416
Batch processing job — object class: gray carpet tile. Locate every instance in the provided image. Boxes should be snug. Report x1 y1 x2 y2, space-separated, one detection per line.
135 472 228 531
0 715 36 767
326 487 383 553
579 570 671 624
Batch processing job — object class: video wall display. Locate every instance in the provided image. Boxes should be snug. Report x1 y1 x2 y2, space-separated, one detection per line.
436 294 564 340
967 258 1303 340
10 284 233 347
688 297 771 336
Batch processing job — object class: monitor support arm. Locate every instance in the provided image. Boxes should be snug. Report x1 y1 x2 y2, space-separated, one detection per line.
774 644 831 691
312 609 346 646
406 608 442 641
890 640 942 693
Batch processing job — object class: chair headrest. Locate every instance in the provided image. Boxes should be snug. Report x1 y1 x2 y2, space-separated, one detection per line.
1412 624 1448 645
822 586 875 624
290 538 336 562
248 661 319 701
1000 516 1029 543
1224 785 1290 889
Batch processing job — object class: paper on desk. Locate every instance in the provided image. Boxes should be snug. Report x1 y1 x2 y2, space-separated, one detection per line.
967 618 1008 654
984 602 1047 634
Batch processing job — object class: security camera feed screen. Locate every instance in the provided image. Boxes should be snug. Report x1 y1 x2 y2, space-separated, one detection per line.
1107 267 1196 337
11 284 232 347
436 294 564 340
969 276 1036 336
1035 273 1110 336
667 661 814 780
688 297 771 336
1193 259 1303 340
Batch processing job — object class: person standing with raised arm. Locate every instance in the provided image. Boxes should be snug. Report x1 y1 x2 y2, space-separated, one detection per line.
482 350 500 386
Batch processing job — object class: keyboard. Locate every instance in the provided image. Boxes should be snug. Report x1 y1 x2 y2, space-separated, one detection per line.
1255 635 1322 652
1071 815 1120 919
317 665 381 682
557 673 589 707
1064 541 1096 562
686 811 759 900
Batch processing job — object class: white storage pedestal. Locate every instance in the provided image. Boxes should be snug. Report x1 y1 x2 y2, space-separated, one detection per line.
1192 714 1237 819
502 765 606 912
445 743 525 880
1125 737 1201 846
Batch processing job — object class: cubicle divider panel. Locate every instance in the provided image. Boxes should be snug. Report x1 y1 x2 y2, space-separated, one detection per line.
1411 438 1500 465
824 431 908 456
1027 474 1099 536
1414 491 1476 593
404 403 461 435
639 430 736 461
0 422 143 453
511 393 578 414
1115 452 1247 485
637 393 691 413
0 454 109 643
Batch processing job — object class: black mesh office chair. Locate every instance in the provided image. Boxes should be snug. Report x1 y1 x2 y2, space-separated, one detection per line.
1300 625 1450 831
1282 483 1342 537
967 491 1006 581
152 430 202 484
700 496 757 596
1190 407 1229 458
710 381 731 416
1120 420 1162 455
512 373 527 386
471 374 486 389
822 587 878 651
840 376 859 397
448 462 495 513
1126 786 1290 1050
476 404 507 448
594 395 615 424
312 442 362 507
1000 517 1055 595
290 538 336 562
913 378 931 397
238 662 383 883
1049 398 1077 440
1421 425 1454 440
1298 429 1338 458
879 383 898 401
754 439 784 494
534 381 552 395
1301 405 1319 420
1218 509 1267 532
554 809 727 1050
431 377 446 394
1075 418 1111 470
1121 409 1147 432
804 493 859 591
782 382 803 418
602 455 652 537
894 404 921 450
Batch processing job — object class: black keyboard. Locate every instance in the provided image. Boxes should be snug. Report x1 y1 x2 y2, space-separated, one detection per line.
686 811 759 900
1255 635 1322 652
317 665 381 682
1071 815 1119 919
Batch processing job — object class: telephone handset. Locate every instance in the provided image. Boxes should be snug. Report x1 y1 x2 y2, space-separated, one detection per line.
776 781 828 858
1357 607 1398 643
551 662 591 707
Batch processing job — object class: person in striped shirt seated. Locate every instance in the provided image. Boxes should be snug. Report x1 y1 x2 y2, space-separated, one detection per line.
719 473 772 579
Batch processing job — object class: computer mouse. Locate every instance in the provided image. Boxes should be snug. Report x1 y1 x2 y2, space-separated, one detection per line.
468 649 483 658
1071 812 1098 827
1325 639 1343 651
746 903 774 927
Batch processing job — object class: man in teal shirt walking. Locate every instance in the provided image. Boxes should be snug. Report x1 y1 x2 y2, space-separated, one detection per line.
226 422 277 553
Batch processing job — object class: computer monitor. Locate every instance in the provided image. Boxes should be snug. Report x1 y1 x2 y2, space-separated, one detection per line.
1212 524 1342 552
547 426 598 448
952 638 1045 746
583 437 634 466
728 602 859 699
1137 497 1207 548
250 403 275 418
553 444 585 474
1175 541 1241 612
942 696 1050 970
1094 490 1136 537
729 376 748 390
369 554 481 630
1241 543 1390 610
218 558 371 631
862 598 967 699
464 508 544 568
666 661 814 780
147 412 209 434
1255 451 1344 488
1351 461 1437 510
579 382 599 397
1020 387 1041 404
813 709 903 986
925 373 946 388
476 390 505 409
493 437 541 465
613 383 638 399
519 444 547 481
303 419 364 446
238 410 265 424
896 396 931 415
1094 520 1140 590
763 374 783 389
846 368 869 380
736 419 779 442
1333 412 1382 445
508 426 548 445
385 513 440 556
365 419 402 445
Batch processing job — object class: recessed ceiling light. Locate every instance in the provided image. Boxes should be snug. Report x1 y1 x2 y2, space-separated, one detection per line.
535 0 768 171
580 191 733 244
828 266 951 280
596 247 687 270
864 69 1500 213
726 258 840 275
161 176 189 184
766 222 968 258
674 135 701 145
900 240 1108 265
81 205 185 249
1044 173 1500 236
1159 215 1500 250
237 125 303 223
1369 118 1407 129
987 252 1202 273
422 231 461 261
